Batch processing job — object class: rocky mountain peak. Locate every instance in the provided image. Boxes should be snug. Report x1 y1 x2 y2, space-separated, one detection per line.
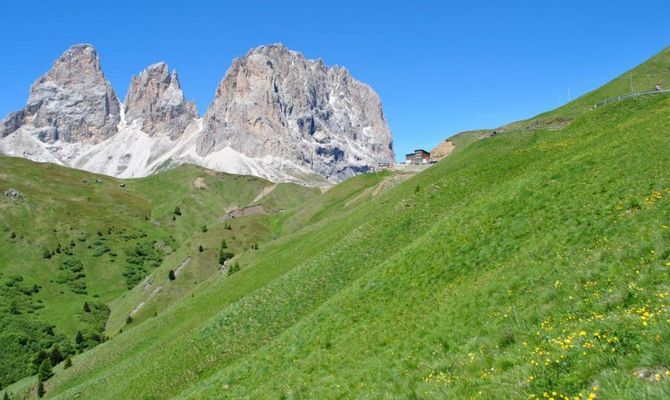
0 43 394 185
124 62 197 138
0 43 120 143
34 44 102 86
196 43 394 182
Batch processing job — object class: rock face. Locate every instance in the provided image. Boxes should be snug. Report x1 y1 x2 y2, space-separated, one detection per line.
0 44 120 143
196 44 394 182
124 63 197 138
3 188 24 200
0 43 395 185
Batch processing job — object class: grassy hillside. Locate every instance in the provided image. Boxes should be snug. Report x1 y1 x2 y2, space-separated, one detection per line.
4 46 670 400
0 159 317 390
3 89 666 399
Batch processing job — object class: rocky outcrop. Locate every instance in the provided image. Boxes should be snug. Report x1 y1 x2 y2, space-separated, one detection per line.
429 139 455 160
3 188 24 200
124 63 197 138
0 44 120 143
196 44 394 182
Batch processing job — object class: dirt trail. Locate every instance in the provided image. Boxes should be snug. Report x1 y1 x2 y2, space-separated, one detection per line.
130 286 162 316
251 184 277 204
220 205 267 221
174 256 192 276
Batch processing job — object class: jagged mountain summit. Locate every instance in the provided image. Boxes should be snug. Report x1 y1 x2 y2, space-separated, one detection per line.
0 44 121 144
195 44 394 182
124 62 198 139
0 43 394 184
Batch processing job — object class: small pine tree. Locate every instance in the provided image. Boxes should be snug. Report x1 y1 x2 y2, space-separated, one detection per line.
126 315 133 324
32 350 48 373
37 359 53 381
41 248 51 259
75 331 84 351
10 231 16 239
201 225 208 233
174 206 182 216
198 245 204 252
227 263 241 276
37 379 45 398
168 269 176 281
83 301 91 312
63 354 73 369
220 239 227 249
4 390 10 400
50 345 63 366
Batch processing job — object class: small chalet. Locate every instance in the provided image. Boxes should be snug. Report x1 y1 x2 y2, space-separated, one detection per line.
405 149 431 164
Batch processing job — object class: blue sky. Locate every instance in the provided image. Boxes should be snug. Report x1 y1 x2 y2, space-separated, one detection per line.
1 1 669 159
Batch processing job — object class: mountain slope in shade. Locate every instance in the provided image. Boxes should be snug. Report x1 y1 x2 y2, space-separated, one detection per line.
0 44 395 185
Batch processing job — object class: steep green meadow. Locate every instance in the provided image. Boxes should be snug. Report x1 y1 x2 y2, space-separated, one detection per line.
0 160 317 390
2 91 666 399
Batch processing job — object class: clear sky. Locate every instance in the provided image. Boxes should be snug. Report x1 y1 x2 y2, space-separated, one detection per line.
1 0 669 159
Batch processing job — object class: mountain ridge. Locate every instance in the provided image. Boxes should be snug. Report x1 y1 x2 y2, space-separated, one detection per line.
0 43 394 185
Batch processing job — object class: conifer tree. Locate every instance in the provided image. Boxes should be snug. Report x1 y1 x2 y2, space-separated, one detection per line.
50 345 63 366
75 331 84 352
37 380 45 398
168 269 176 281
63 355 73 369
38 359 53 381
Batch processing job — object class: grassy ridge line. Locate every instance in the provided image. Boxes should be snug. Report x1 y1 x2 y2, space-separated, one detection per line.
503 46 670 132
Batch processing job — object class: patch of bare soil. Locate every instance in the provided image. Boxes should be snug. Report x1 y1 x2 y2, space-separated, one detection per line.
174 256 192 276
220 205 267 221
193 177 208 189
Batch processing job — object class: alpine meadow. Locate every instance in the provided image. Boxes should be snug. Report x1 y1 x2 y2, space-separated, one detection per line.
2 3 670 399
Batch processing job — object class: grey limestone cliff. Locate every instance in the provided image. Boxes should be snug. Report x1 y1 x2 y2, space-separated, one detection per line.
0 44 120 143
124 62 198 138
196 44 394 181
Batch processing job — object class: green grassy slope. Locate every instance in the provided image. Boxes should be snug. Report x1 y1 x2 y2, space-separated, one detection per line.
11 92 669 399
0 159 317 390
